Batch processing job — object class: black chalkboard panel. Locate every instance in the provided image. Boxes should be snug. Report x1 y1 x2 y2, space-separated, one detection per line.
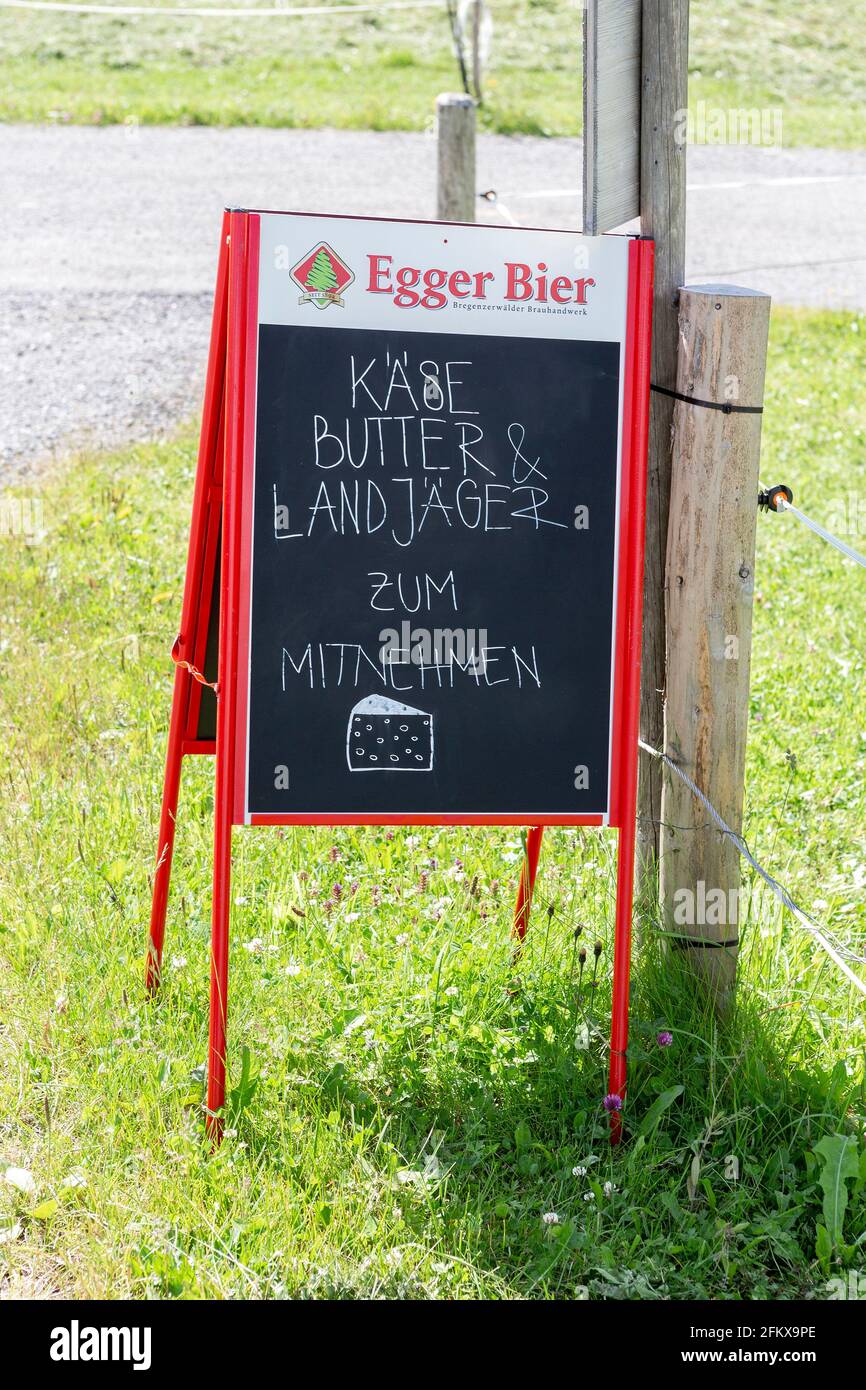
195 544 219 742
243 323 621 817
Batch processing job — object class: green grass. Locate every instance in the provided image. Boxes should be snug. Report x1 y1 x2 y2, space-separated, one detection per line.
1 306 866 1299
0 0 863 145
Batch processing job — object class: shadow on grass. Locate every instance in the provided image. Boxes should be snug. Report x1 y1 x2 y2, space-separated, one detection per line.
224 934 855 1299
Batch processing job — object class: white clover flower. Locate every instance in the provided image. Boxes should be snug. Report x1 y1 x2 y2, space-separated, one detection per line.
542 1211 560 1225
573 1165 588 1177
4 1167 35 1194
603 1181 616 1197
395 933 410 947
583 1191 596 1202
284 961 302 977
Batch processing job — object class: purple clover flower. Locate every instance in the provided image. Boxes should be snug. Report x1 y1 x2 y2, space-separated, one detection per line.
603 1093 623 1113
657 1030 673 1047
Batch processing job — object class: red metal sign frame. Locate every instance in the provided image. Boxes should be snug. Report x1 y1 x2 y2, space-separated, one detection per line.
147 209 653 1145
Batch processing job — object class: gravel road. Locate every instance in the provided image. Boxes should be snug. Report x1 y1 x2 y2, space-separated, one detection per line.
2 125 865 479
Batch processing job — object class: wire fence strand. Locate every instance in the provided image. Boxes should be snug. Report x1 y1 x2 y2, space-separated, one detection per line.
761 482 866 571
639 738 866 997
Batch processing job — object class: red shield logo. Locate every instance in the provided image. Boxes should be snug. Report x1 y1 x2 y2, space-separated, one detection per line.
290 242 354 310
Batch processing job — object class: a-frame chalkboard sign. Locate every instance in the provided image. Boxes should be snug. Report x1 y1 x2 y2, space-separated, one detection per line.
147 208 653 1142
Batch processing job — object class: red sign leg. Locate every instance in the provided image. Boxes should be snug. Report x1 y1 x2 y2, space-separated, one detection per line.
206 782 232 1142
205 211 251 1143
608 816 636 1143
145 212 230 999
146 666 190 993
512 826 544 943
605 236 652 1142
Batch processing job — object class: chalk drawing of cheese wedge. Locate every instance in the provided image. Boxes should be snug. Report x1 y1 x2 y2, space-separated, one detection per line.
347 695 434 772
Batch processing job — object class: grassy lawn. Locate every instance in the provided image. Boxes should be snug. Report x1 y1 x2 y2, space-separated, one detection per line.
0 0 863 145
1 306 865 1298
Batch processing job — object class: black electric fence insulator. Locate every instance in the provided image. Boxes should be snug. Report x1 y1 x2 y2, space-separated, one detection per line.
758 483 793 513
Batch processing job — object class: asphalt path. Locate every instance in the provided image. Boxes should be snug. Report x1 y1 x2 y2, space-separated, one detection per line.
2 125 864 477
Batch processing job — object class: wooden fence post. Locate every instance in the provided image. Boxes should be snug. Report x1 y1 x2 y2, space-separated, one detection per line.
637 0 690 888
436 93 476 223
659 284 771 1011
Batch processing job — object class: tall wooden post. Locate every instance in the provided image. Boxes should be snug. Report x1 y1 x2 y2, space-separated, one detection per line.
637 0 689 884
660 284 771 1011
436 93 476 223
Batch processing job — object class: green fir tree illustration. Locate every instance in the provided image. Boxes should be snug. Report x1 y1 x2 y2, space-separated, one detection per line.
305 248 338 301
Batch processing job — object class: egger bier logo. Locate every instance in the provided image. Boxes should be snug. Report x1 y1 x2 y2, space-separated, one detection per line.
290 242 354 309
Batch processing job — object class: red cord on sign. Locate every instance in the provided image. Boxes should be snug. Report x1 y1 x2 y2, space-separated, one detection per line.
170 636 219 693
